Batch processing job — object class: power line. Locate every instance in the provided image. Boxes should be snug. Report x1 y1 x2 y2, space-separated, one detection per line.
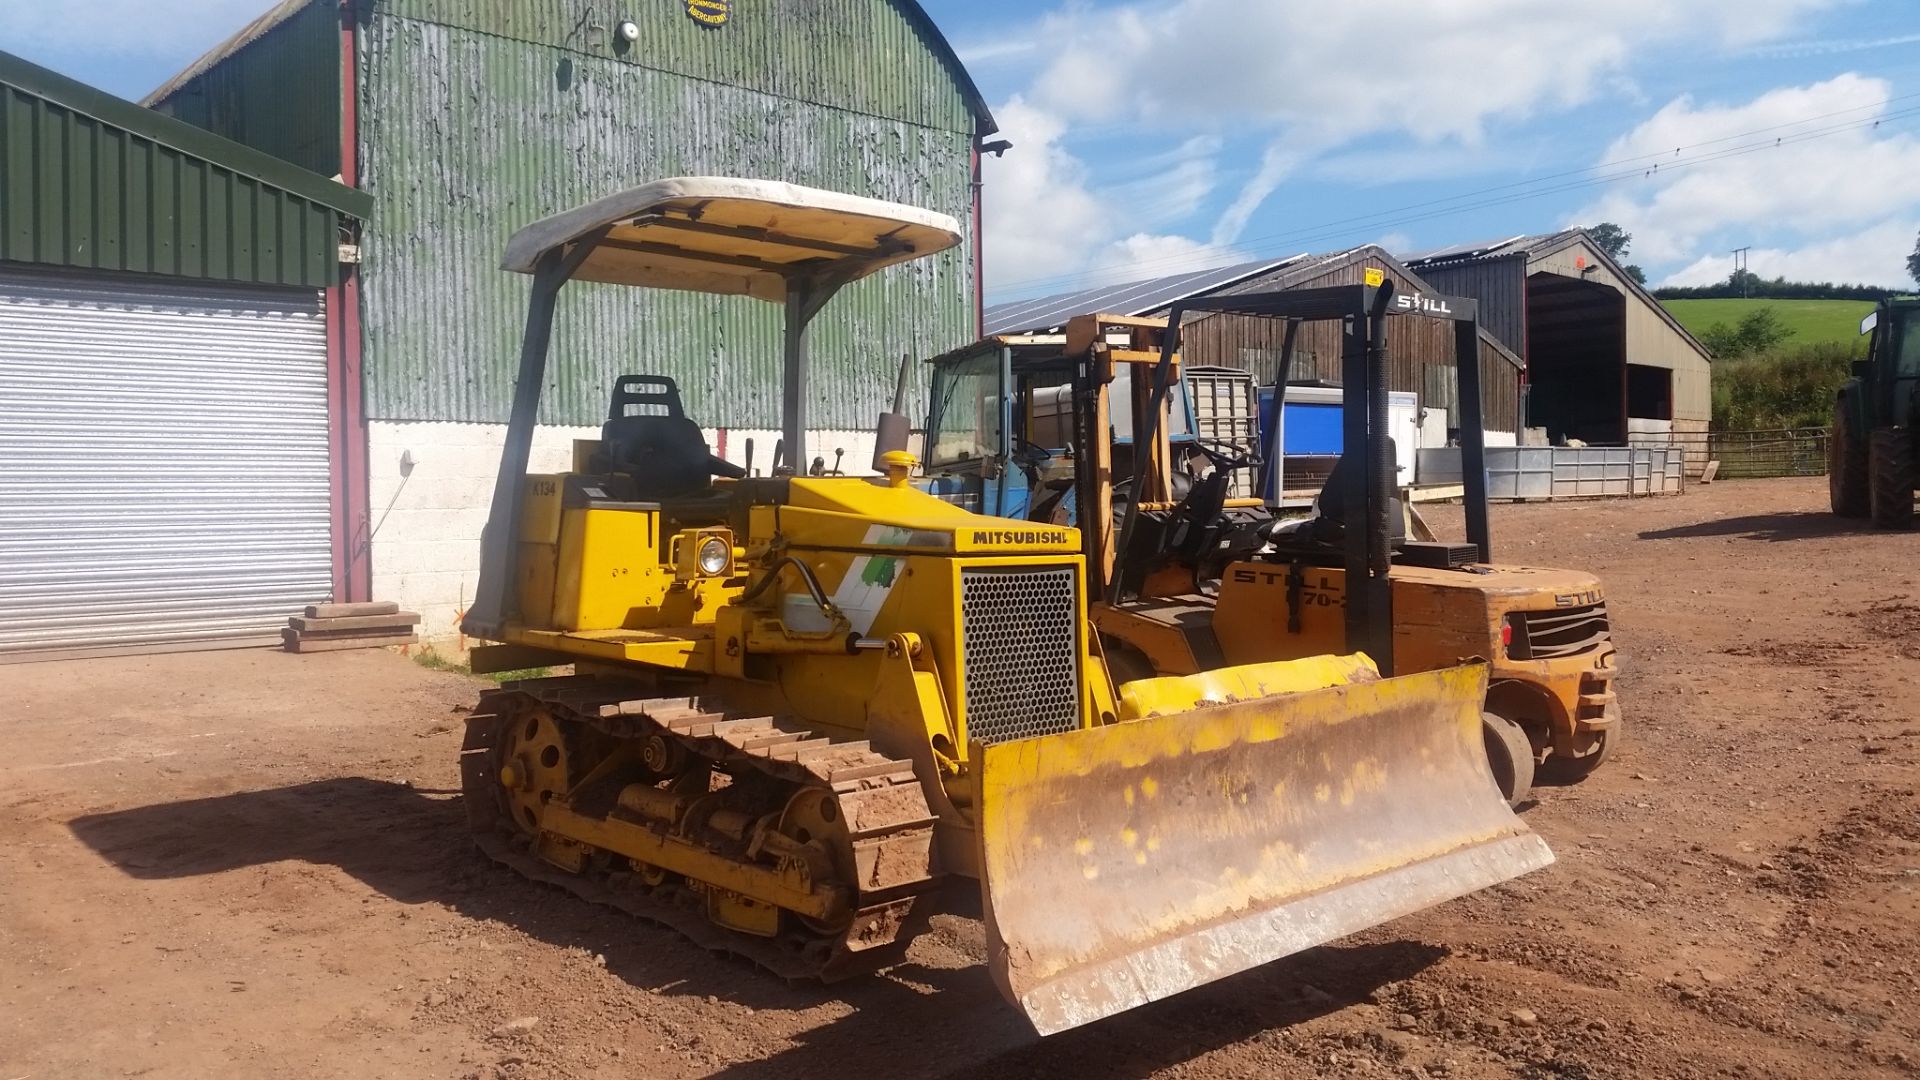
988 93 1920 298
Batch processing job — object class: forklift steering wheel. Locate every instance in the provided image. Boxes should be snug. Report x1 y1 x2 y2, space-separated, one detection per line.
1011 437 1054 466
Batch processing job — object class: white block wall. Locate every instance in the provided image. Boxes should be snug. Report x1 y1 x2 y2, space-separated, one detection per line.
366 421 881 644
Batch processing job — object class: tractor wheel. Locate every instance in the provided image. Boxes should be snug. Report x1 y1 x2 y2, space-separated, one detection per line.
1480 711 1536 807
1828 402 1869 517
1868 428 1916 530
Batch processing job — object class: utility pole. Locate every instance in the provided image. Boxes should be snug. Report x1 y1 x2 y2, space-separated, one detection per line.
1731 247 1750 298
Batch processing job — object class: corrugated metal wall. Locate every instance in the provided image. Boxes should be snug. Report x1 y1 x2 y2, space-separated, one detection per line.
0 81 341 288
146 1 342 179
1528 241 1712 423
1412 256 1528 356
0 264 332 660
1173 256 1523 433
356 3 977 429
375 0 976 134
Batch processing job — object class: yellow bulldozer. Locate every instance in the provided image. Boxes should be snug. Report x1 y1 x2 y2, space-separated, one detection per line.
455 177 1552 1035
922 294 1622 805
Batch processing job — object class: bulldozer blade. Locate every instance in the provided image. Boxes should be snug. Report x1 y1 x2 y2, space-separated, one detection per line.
976 661 1552 1036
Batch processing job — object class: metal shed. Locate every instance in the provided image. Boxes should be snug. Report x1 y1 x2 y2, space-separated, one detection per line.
0 50 368 661
984 246 1527 435
146 0 992 639
1406 230 1713 457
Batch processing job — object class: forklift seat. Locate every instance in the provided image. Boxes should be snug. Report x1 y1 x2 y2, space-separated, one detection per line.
1274 439 1406 550
595 375 745 499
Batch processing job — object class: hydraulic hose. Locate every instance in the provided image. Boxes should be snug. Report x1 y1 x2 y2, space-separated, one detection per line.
740 555 835 614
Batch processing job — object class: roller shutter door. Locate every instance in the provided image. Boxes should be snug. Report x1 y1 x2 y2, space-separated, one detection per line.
0 266 333 661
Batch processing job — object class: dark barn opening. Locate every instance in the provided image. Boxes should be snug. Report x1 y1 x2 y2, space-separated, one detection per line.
1626 363 1673 421
1525 272 1626 444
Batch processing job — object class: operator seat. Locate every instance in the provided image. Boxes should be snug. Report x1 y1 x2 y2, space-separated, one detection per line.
1268 438 1406 550
593 375 745 500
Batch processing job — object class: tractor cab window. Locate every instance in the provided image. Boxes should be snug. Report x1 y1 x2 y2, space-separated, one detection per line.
1109 366 1196 443
927 354 1004 467
1894 312 1920 378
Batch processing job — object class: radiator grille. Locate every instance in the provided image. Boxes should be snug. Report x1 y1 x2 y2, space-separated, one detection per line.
1512 602 1611 660
960 566 1081 745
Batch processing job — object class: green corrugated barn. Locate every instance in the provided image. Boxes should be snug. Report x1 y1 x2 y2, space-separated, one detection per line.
147 0 994 638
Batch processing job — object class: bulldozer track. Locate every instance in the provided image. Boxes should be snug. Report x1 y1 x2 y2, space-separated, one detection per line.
460 673 941 982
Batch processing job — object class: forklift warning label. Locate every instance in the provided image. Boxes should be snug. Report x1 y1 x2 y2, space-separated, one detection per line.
971 529 1071 547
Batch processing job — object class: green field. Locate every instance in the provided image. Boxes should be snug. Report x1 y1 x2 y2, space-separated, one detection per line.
1662 298 1876 347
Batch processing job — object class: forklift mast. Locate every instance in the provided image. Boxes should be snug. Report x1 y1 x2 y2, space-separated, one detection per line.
1116 282 1490 675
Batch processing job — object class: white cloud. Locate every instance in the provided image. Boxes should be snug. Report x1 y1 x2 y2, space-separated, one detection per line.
1660 219 1919 289
989 0 1842 281
981 98 1111 289
983 98 1244 298
1572 74 1920 279
952 39 1037 66
1212 141 1317 247
0 0 270 55
1101 136 1222 230
1746 32 1920 59
1311 144 1530 187
1094 233 1247 281
1026 0 1838 138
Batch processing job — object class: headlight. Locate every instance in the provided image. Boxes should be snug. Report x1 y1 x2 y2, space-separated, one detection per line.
697 536 731 576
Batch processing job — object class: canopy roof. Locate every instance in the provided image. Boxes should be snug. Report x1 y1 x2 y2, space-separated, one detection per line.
502 177 963 301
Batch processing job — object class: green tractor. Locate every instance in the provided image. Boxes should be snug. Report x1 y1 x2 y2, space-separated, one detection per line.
1831 297 1920 528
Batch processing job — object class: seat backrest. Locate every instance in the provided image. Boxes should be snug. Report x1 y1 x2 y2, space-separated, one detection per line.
598 375 716 498
607 374 686 422
1310 438 1405 547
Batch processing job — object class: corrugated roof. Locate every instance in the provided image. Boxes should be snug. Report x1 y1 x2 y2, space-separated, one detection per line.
145 0 998 134
142 0 311 107
1406 228 1710 361
982 256 1304 336
0 48 364 286
1403 230 1575 269
0 46 369 223
1207 245 1525 371
1400 234 1531 265
987 246 1525 371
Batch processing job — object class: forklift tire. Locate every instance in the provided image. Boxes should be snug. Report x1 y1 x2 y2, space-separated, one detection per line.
1868 428 1916 530
1480 711 1535 807
1828 403 1869 518
1539 710 1620 785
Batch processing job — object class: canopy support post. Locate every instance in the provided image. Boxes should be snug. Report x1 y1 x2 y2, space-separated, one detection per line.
464 233 604 638
779 275 847 475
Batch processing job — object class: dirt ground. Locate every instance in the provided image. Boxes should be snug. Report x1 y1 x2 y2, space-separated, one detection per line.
4 476 1919 1080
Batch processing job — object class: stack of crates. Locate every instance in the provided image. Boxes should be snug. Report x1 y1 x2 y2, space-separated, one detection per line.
1182 366 1261 498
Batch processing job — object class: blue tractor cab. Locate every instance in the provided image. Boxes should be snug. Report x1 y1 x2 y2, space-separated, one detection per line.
920 328 1234 525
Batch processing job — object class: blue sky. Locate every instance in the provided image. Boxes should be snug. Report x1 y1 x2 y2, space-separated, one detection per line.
10 0 1920 303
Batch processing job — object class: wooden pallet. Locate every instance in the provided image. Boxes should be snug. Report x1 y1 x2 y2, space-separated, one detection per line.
282 602 421 653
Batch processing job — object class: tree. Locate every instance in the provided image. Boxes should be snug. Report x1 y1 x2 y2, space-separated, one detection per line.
1909 228 1920 288
1587 222 1632 263
1585 222 1645 285
1697 308 1794 359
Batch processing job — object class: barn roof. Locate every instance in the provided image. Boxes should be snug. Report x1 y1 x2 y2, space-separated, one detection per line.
145 0 998 135
986 246 1524 370
1405 228 1710 361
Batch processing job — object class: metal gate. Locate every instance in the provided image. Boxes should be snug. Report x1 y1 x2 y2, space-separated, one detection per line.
0 267 333 661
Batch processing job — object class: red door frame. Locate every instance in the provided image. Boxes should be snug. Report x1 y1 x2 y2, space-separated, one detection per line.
326 0 371 604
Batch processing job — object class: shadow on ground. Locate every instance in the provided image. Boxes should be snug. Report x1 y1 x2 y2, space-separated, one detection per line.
1637 511 1883 543
68 778 1447 1079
